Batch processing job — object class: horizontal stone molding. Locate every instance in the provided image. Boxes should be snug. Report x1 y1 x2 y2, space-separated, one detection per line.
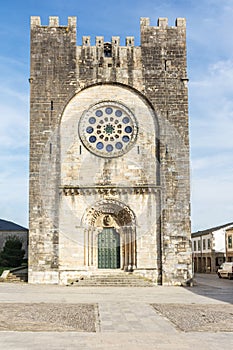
61 185 161 196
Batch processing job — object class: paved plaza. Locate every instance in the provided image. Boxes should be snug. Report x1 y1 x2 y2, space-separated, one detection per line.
0 275 233 349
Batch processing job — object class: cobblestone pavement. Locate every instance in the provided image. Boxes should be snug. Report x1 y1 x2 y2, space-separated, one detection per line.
0 275 233 349
152 303 233 332
0 303 97 332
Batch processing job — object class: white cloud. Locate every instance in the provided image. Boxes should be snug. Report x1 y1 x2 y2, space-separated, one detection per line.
0 104 28 149
190 56 233 230
0 55 28 227
0 86 28 103
0 175 28 227
191 173 233 231
190 59 233 149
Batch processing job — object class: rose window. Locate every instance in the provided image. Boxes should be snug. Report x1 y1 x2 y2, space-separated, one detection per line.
79 101 138 157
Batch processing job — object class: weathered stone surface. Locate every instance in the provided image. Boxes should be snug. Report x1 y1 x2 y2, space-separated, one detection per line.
29 16 192 285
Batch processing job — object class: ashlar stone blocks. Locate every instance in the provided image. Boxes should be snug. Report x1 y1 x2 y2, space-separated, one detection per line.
29 16 192 285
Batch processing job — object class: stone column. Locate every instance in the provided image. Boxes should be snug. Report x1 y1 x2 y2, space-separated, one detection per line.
128 228 132 266
124 229 128 270
84 229 87 266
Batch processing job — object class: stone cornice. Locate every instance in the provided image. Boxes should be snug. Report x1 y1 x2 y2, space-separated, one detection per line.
61 185 161 196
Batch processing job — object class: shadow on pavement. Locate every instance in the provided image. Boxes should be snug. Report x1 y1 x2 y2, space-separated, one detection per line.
184 273 233 304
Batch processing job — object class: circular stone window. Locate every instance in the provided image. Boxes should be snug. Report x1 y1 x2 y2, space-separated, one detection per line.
79 101 138 158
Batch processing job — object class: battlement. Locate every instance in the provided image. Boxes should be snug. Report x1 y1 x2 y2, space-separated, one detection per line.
31 16 134 46
31 15 185 31
140 17 186 28
30 16 77 28
31 16 185 49
82 35 134 47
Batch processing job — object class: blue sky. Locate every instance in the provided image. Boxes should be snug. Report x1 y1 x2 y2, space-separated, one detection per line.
0 0 233 231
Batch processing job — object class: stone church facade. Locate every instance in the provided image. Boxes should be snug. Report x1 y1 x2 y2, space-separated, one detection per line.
29 16 192 285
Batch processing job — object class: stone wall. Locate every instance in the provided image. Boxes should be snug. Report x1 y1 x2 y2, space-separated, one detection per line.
140 17 191 284
29 16 192 285
29 17 77 283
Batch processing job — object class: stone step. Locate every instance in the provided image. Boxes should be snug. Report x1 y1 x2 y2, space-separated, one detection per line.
5 273 23 283
69 273 155 287
77 279 151 284
0 271 25 283
76 280 152 284
72 284 154 287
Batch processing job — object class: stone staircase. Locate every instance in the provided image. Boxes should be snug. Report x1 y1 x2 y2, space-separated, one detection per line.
0 271 22 283
0 267 28 283
68 272 155 287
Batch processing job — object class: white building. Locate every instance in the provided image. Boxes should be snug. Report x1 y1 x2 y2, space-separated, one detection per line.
191 223 233 273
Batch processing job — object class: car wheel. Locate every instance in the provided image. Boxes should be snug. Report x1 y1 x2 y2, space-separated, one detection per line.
218 273 222 278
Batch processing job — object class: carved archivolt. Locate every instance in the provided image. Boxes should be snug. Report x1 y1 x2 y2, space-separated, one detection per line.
81 199 136 228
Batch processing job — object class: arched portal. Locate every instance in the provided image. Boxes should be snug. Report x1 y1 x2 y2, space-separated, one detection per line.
82 199 136 271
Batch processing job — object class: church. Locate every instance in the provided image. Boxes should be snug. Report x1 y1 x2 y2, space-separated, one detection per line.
29 16 192 285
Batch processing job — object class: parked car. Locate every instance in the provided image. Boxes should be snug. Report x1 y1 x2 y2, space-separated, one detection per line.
217 262 233 280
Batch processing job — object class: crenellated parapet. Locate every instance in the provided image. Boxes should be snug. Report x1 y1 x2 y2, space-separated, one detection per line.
80 35 135 47
140 17 186 29
30 16 77 28
31 16 186 39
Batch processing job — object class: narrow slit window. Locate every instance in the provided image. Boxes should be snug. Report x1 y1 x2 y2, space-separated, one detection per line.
228 235 232 249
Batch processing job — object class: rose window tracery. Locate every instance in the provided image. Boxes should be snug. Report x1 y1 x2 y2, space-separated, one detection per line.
79 101 138 158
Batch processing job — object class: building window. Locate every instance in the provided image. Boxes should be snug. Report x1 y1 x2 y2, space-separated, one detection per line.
203 239 206 250
79 101 138 158
228 235 232 249
193 241 196 251
198 240 201 251
104 43 112 57
207 238 211 249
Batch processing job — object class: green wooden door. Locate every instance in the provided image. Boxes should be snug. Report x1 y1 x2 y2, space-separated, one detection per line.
98 228 120 269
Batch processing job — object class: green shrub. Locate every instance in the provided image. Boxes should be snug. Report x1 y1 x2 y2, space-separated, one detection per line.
0 236 25 267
